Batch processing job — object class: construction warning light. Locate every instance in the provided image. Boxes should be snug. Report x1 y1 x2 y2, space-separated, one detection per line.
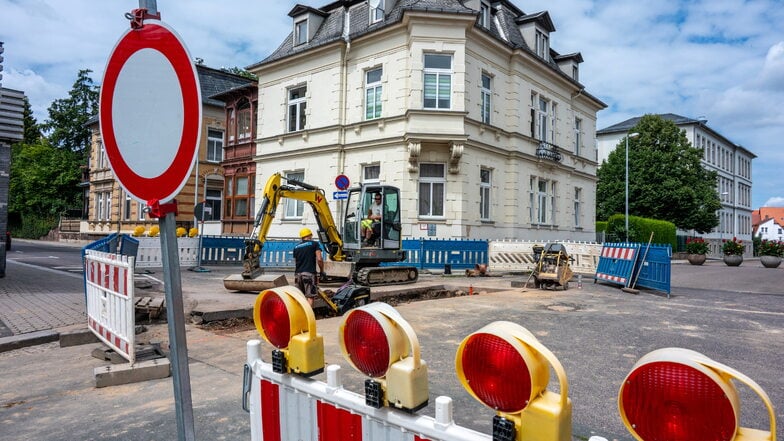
455 321 571 441
619 348 776 441
253 286 324 377
339 302 428 412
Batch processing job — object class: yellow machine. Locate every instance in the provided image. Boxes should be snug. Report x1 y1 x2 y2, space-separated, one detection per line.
223 173 418 292
531 243 573 290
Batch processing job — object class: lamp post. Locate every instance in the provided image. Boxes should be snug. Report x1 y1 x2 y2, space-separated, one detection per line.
625 132 639 242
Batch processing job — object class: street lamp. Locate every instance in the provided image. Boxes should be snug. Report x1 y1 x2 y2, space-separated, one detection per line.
625 132 640 242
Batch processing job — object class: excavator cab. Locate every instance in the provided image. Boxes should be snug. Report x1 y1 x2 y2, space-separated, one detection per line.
343 185 402 251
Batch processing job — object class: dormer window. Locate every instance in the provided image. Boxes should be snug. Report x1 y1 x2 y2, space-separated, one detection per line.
478 2 490 28
535 29 549 58
295 20 308 45
370 0 385 23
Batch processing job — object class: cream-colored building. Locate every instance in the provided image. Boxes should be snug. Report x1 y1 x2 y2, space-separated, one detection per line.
596 113 755 248
248 0 606 241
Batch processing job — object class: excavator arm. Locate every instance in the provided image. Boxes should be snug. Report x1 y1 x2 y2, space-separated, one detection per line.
241 173 345 279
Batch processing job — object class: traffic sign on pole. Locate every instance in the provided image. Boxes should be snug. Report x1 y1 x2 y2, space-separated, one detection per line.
99 20 201 203
335 174 350 190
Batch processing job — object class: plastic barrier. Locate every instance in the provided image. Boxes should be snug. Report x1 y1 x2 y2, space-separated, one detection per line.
245 340 492 441
488 240 601 274
84 249 136 364
594 243 640 287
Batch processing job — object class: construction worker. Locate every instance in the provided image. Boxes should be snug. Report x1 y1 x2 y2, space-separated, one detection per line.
293 228 324 306
361 193 383 245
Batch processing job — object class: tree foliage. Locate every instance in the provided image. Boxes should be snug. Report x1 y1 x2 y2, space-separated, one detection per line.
41 69 98 154
596 114 721 233
8 70 95 237
22 96 41 144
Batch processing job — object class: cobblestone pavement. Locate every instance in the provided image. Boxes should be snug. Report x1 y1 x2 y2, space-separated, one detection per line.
0 260 85 335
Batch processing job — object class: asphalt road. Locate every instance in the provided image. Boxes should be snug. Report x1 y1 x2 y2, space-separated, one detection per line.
0 242 781 441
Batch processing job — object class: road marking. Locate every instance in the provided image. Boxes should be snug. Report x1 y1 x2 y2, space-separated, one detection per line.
662 301 784 317
7 260 84 279
53 266 85 273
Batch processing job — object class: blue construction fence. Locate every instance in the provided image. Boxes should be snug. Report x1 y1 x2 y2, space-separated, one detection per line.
594 242 671 295
197 236 489 270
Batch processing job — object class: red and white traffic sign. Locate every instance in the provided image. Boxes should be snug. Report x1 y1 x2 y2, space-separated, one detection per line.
99 20 201 203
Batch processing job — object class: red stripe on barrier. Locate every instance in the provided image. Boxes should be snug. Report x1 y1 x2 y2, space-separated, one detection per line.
113 267 120 293
260 379 281 441
415 435 434 441
316 400 362 441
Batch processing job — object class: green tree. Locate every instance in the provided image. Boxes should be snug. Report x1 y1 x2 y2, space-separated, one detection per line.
22 96 41 144
42 69 98 154
220 66 258 80
596 114 721 233
8 139 82 237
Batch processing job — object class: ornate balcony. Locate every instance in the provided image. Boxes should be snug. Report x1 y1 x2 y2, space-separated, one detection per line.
536 140 563 163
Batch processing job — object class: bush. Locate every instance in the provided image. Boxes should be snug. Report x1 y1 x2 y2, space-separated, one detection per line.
604 214 676 249
685 237 709 254
721 237 745 255
757 239 783 257
10 214 57 239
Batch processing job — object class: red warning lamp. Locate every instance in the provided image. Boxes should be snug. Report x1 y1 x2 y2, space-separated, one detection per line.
455 321 571 441
619 348 776 441
253 286 324 377
339 303 428 412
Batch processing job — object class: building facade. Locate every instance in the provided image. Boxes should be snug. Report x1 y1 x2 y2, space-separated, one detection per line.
211 81 259 235
83 65 254 237
247 0 605 242
596 113 756 248
753 207 784 241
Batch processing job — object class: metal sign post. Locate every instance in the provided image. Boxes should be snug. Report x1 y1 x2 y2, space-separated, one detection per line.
99 1 201 438
190 202 209 273
155 202 196 441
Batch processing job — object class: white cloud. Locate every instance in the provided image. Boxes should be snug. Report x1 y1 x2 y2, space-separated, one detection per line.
763 197 784 207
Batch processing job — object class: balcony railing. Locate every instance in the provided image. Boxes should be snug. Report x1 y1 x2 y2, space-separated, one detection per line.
536 140 563 163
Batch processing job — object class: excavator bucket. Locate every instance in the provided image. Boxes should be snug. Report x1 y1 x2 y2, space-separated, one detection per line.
223 274 289 292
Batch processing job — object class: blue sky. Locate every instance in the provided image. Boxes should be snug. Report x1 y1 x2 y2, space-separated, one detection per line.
2 0 782 208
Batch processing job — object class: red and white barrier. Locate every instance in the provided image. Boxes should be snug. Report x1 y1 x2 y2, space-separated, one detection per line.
84 250 136 364
245 340 492 441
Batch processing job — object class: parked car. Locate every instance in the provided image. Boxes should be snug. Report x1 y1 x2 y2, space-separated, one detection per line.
5 230 10 251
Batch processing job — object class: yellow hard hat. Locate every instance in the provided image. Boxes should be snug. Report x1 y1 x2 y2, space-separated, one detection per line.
299 228 313 238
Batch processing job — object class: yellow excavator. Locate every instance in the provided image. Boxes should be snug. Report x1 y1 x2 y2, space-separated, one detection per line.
223 173 419 292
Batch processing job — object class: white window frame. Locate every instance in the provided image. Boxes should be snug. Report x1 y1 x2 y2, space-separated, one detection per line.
480 168 491 220
207 128 224 163
529 176 556 225
535 29 549 58
478 2 490 28
365 67 382 120
574 117 582 155
363 164 380 183
288 85 307 132
537 96 549 141
137 201 147 221
481 73 491 124
205 188 222 221
574 187 582 228
294 19 307 46
423 53 452 110
418 163 446 218
370 0 385 23
123 193 132 222
284 171 305 219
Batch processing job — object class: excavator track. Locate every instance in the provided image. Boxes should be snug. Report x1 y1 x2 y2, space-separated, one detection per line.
355 266 419 286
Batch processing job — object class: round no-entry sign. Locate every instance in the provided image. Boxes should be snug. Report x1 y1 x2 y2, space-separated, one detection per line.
100 20 201 202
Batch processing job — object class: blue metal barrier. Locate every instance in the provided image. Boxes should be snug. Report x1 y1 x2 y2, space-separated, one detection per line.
199 236 244 265
594 243 641 287
197 236 489 270
632 244 672 296
384 238 488 270
119 235 139 258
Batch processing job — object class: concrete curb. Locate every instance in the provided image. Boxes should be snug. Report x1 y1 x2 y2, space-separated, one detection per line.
0 329 59 353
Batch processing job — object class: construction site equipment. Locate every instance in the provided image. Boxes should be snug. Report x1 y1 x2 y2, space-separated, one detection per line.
530 243 573 290
224 173 418 292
